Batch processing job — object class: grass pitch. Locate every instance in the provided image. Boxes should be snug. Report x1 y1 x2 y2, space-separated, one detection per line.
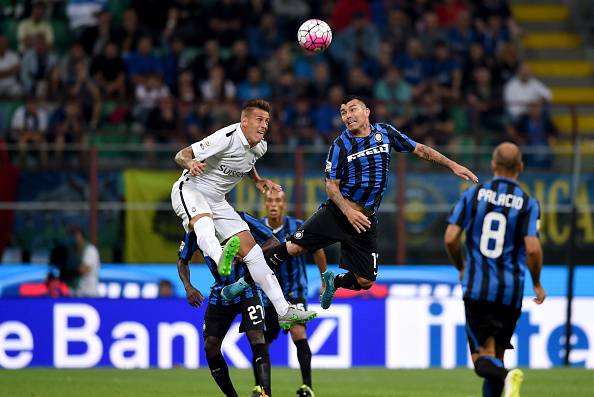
1 368 592 397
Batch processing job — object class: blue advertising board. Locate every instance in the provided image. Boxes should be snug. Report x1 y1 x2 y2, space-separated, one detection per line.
1 264 593 369
1 296 593 369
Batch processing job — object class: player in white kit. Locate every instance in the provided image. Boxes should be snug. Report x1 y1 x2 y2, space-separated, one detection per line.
171 99 317 329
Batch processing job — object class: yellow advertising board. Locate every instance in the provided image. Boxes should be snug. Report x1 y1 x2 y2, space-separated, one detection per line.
124 169 180 263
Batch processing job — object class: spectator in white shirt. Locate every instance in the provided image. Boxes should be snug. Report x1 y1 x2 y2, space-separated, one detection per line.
200 65 236 102
69 225 100 297
0 35 23 98
66 0 108 39
20 34 58 96
504 62 552 120
11 96 49 166
133 72 170 127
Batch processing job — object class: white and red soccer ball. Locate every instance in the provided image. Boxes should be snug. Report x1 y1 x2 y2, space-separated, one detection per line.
297 19 332 53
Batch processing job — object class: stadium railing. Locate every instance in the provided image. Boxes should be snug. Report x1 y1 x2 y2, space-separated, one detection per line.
0 102 593 266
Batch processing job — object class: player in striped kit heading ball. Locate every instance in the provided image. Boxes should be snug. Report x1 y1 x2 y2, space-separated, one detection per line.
223 95 477 310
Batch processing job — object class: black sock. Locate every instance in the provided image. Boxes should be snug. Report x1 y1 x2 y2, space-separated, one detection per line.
333 272 361 291
251 343 271 396
294 339 312 388
265 243 289 267
250 344 259 389
482 378 504 397
474 356 508 381
207 353 238 397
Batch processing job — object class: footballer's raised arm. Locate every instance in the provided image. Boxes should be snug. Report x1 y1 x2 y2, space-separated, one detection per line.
175 146 206 177
413 143 479 183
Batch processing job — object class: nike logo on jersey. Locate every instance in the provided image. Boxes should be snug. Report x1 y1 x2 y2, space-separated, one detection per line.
271 254 282 266
252 319 263 325
347 144 389 162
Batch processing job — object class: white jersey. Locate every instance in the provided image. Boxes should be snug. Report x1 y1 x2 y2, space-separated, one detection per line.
75 243 100 297
177 123 267 198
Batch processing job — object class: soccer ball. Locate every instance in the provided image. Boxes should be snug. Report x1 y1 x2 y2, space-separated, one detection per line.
297 19 332 53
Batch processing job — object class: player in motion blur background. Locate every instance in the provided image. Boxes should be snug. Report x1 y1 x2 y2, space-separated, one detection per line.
253 190 327 397
170 99 316 330
444 142 546 397
223 95 478 310
177 211 278 397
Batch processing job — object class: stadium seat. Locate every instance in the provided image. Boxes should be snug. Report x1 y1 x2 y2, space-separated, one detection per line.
88 128 141 162
450 106 468 136
0 100 23 133
50 19 71 52
108 0 132 25
184 46 202 61
1 19 19 49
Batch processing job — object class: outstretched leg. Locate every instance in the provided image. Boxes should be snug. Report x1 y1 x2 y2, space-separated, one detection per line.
320 271 373 309
222 241 306 300
236 232 316 329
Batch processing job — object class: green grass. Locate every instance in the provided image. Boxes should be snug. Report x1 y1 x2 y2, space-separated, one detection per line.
1 368 592 397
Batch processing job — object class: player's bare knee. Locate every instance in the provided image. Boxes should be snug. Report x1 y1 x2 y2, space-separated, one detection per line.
495 345 506 360
203 336 222 357
357 277 374 290
189 213 211 228
478 338 496 356
235 230 256 257
246 330 265 346
290 324 306 341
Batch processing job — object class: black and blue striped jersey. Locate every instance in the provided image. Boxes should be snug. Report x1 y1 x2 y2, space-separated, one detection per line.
177 212 274 306
263 216 308 303
448 177 541 308
325 123 417 214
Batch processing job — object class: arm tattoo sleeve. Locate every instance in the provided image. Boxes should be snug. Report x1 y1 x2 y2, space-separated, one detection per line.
415 144 454 169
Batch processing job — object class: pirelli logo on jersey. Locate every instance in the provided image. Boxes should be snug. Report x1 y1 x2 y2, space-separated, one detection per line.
347 143 389 162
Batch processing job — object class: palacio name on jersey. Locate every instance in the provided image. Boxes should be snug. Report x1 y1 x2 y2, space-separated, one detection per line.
347 143 389 162
218 164 245 178
477 187 524 209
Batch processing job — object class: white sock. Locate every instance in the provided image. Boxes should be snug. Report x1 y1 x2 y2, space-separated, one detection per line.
193 217 222 264
243 245 289 316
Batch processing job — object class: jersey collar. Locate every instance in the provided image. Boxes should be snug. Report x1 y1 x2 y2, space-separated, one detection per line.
237 124 250 148
264 216 285 234
492 176 519 185
344 123 375 140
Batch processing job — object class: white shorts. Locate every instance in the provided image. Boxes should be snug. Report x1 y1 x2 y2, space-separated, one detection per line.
171 180 249 242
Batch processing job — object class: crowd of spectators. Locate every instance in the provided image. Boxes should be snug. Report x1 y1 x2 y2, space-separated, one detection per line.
0 0 559 167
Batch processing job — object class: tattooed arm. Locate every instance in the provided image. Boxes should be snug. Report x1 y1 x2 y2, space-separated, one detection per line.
175 146 206 176
413 143 479 182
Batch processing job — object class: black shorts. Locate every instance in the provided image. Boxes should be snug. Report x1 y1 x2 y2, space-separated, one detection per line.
288 200 378 281
464 299 521 354
263 297 307 344
203 296 265 339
